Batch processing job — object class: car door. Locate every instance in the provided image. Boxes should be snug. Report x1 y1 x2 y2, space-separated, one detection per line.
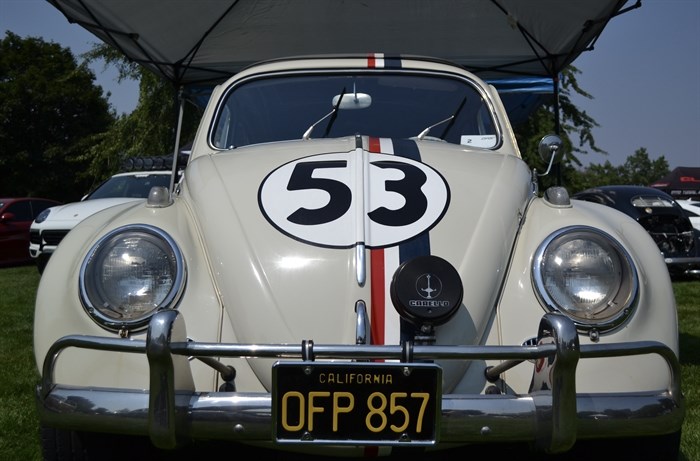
0 200 33 264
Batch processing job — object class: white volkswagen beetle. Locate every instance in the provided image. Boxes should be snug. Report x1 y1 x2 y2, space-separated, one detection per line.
34 55 684 460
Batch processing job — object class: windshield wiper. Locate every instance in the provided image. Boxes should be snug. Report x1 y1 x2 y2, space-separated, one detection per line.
322 87 346 138
416 96 467 140
302 87 346 140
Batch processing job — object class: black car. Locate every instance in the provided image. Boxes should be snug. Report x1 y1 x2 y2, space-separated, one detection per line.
573 185 700 277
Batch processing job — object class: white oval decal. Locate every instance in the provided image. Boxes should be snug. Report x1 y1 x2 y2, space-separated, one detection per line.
258 152 449 248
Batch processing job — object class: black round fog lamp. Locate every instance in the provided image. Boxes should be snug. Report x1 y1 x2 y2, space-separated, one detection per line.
390 255 463 327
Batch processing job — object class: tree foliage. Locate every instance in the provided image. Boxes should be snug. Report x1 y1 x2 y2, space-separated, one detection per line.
567 147 669 193
512 67 669 194
513 66 605 191
81 44 202 186
0 32 114 201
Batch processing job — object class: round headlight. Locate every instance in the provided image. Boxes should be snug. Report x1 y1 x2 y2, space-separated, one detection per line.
79 225 186 332
532 226 638 332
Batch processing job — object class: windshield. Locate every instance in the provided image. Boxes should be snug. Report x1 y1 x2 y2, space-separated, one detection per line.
211 72 498 149
86 174 171 200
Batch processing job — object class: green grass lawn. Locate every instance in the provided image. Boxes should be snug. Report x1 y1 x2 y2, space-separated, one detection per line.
1 265 698 460
676 279 700 461
0 266 41 460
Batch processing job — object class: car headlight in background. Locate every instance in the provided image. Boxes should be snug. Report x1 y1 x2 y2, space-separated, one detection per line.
532 226 638 334
79 225 186 333
34 208 53 224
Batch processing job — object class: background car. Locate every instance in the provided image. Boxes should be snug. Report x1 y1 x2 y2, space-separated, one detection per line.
0 197 61 267
29 170 172 273
573 185 700 277
677 199 700 232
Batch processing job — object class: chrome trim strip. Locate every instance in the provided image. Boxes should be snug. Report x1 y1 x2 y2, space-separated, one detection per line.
354 300 370 345
354 139 367 287
355 243 366 286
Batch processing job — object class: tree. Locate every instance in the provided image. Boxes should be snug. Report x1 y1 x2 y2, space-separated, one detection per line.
81 44 203 185
511 67 671 194
0 32 114 201
514 66 605 191
568 148 669 193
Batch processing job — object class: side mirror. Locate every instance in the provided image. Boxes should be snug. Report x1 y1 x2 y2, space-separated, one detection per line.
537 134 564 176
0 212 15 223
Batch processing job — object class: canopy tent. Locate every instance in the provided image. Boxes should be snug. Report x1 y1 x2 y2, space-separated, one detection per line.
48 0 638 85
650 167 700 200
46 0 639 127
486 76 554 126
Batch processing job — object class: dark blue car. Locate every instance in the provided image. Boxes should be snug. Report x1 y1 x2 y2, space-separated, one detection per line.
573 185 700 277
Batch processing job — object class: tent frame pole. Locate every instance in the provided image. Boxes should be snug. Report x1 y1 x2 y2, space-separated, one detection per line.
169 86 185 197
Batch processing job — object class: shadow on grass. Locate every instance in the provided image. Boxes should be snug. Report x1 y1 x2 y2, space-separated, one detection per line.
679 332 700 366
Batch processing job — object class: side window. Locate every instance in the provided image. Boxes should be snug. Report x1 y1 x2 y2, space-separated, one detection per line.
6 201 33 221
213 105 233 148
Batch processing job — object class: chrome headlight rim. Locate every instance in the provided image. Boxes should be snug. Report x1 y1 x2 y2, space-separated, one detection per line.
532 225 639 333
79 224 186 332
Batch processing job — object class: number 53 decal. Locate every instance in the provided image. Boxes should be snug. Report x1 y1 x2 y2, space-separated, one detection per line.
258 152 450 248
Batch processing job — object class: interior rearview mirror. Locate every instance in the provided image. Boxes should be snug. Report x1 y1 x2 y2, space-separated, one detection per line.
331 93 372 110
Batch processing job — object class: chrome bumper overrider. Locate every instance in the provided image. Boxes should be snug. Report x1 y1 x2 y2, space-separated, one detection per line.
37 311 684 454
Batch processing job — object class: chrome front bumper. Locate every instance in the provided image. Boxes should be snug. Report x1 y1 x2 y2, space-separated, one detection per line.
37 311 684 455
664 255 700 276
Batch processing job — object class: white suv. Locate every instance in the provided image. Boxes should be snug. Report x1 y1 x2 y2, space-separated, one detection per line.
29 170 172 273
677 199 700 232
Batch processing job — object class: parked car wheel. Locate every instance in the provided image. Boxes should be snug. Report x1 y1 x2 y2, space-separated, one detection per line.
35 254 50 274
40 427 87 461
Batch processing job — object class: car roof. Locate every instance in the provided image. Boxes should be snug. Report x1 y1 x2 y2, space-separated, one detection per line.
110 170 172 178
0 197 61 206
573 185 675 201
0 197 60 202
572 185 684 218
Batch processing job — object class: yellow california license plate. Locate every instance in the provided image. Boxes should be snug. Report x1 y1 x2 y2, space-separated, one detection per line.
272 362 441 445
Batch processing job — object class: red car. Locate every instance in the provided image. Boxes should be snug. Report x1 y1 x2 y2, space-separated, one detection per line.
0 198 62 267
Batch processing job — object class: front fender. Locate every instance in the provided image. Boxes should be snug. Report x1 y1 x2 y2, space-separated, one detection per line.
33 199 247 391
488 195 678 394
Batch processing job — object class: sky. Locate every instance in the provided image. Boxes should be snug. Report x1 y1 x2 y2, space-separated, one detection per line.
1 0 699 170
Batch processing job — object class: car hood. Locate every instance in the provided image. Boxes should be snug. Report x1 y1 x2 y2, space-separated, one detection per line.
184 137 532 390
33 197 144 229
